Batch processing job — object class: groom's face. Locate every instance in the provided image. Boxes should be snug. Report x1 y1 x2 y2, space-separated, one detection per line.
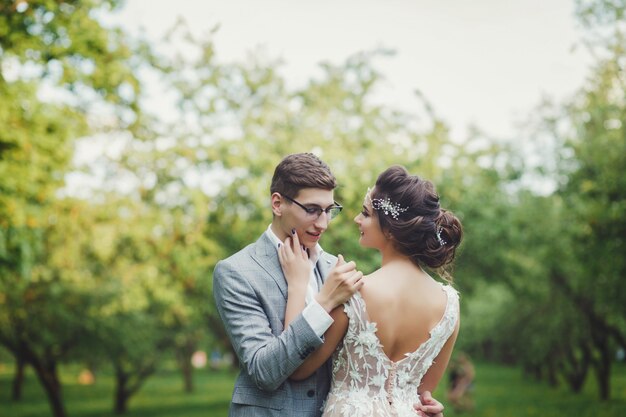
281 188 335 250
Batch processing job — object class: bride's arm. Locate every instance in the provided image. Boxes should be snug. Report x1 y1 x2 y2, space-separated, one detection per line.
278 232 351 380
418 317 460 393
278 233 310 329
289 307 349 380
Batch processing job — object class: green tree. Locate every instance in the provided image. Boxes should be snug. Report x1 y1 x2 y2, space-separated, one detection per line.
0 1 143 416
556 47 626 401
454 0 626 400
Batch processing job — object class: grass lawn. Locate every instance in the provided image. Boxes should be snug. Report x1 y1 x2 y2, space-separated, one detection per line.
434 362 626 417
0 365 236 417
1 361 625 416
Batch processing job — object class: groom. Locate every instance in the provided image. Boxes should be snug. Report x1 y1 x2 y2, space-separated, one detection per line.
213 153 444 417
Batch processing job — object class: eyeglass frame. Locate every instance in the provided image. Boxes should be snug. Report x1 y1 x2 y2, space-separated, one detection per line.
281 194 343 220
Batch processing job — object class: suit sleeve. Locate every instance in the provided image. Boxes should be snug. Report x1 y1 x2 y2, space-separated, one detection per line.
213 259 324 391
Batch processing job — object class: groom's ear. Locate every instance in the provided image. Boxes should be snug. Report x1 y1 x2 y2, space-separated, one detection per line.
271 193 283 216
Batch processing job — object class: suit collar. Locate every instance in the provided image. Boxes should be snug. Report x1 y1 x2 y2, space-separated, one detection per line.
316 251 335 283
251 233 288 299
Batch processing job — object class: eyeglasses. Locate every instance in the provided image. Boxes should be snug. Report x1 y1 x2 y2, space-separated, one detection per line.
282 195 343 220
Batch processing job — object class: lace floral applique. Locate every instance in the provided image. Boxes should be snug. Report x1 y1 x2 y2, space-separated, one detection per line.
322 285 460 417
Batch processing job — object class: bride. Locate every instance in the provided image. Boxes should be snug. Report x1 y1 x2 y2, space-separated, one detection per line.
279 166 463 417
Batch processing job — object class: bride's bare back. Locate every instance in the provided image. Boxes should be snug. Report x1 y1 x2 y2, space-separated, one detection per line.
320 265 459 417
359 263 449 362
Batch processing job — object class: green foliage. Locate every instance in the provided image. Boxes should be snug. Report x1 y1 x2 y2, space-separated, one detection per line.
0 0 139 112
1 0 625 413
455 0 626 400
0 1 146 416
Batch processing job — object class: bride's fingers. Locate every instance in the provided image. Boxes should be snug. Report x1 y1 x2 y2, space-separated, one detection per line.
290 229 303 256
350 271 364 289
281 237 294 260
280 236 306 264
285 240 294 255
356 273 365 289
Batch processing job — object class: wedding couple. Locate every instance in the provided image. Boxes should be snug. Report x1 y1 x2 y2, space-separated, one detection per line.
213 153 463 417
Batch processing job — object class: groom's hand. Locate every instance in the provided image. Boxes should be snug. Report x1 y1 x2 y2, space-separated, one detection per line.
315 255 364 312
414 391 444 417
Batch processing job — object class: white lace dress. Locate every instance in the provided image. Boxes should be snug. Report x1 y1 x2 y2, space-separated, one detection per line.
321 284 459 417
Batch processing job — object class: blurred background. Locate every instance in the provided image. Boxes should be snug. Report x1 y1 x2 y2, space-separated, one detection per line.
0 0 624 416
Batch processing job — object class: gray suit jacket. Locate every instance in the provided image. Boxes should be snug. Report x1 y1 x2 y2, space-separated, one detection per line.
213 233 337 417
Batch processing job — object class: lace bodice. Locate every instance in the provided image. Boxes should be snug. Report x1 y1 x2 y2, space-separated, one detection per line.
322 284 459 417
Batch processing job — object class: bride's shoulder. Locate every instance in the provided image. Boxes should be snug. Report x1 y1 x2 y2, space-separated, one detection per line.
364 266 396 281
357 269 387 294
440 282 459 296
438 283 460 312
357 268 384 289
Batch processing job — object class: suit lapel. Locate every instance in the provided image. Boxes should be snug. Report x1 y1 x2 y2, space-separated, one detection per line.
316 251 336 284
250 233 288 300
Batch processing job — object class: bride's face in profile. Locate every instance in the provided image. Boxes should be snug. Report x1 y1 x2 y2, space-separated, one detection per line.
354 189 386 250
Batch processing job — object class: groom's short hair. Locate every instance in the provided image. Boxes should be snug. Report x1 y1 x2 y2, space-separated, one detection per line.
270 153 337 198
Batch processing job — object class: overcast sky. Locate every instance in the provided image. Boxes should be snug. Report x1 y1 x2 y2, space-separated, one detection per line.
111 0 592 139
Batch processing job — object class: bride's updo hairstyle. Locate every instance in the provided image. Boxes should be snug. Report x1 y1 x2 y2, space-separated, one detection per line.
370 166 463 280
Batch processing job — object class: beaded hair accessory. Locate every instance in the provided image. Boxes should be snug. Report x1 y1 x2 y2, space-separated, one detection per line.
365 187 409 220
436 227 447 246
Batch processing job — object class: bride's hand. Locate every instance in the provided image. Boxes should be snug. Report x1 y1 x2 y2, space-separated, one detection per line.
415 391 444 417
278 229 310 292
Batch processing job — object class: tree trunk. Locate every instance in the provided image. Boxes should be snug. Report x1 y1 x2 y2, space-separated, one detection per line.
594 342 612 400
114 369 129 414
11 354 25 401
176 341 195 393
590 321 612 400
550 270 617 400
181 357 193 393
30 358 67 417
596 366 610 400
112 361 156 414
563 344 589 393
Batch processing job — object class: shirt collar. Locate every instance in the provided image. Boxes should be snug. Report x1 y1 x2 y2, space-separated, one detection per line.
265 224 323 264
